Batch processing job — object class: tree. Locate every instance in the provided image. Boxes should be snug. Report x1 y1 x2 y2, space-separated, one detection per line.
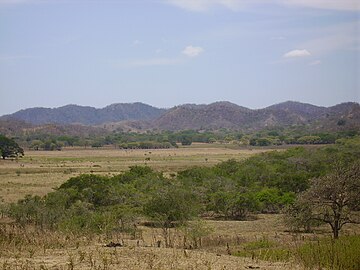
289 162 360 239
297 136 321 145
144 187 199 247
181 219 213 249
0 134 24 159
208 190 258 220
257 138 271 146
181 136 192 146
255 188 295 214
226 191 258 220
283 196 318 233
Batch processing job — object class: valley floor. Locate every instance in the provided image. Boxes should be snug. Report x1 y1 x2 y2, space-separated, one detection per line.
0 145 272 203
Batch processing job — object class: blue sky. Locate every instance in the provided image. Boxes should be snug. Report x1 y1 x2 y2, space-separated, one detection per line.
0 0 359 115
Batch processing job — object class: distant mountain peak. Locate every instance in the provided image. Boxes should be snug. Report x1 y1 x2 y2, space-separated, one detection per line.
267 100 325 108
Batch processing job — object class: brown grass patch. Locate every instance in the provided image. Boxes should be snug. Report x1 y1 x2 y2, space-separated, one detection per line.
0 145 273 203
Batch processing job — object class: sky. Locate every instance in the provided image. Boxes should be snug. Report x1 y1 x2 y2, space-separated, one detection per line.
0 0 359 115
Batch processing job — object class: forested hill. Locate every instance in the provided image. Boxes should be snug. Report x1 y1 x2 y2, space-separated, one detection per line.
153 101 360 131
1 101 359 132
0 118 108 138
1 102 166 125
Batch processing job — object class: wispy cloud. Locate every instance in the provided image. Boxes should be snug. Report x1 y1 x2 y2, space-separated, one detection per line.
283 49 311 58
182 45 204 57
118 45 204 68
299 22 360 56
279 0 360 12
164 0 360 12
309 60 321 66
165 0 242 12
3 0 359 11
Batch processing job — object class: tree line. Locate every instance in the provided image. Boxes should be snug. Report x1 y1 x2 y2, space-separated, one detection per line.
2 128 359 151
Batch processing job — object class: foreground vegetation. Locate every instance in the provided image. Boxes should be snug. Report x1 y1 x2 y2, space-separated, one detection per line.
234 235 360 270
0 136 360 269
5 139 359 232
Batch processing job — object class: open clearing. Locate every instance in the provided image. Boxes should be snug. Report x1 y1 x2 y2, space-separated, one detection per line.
0 144 272 203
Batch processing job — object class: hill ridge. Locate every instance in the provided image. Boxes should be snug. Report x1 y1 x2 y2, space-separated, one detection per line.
1 101 359 132
1 102 166 125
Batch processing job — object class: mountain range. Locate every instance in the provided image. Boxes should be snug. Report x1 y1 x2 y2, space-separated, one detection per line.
1 101 359 134
1 102 166 125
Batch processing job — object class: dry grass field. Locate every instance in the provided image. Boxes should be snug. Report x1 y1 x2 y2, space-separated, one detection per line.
0 144 270 203
1 213 358 270
0 214 305 270
1 144 359 269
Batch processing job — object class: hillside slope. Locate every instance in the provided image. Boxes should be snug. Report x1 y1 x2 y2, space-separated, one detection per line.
1 103 166 125
153 101 360 131
0 119 108 137
1 101 359 132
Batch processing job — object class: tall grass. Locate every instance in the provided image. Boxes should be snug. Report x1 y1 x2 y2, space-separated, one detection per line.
234 237 292 262
234 234 360 270
295 235 360 270
0 223 92 258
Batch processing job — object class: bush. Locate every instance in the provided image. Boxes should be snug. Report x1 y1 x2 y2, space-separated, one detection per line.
144 187 200 247
255 188 295 213
207 190 258 220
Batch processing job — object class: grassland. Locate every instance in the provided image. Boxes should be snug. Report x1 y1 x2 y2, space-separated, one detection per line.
1 144 359 269
1 213 358 269
0 144 270 203
0 214 303 270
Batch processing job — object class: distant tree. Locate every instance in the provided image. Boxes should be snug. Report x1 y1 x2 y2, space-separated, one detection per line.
297 136 321 144
249 138 257 146
42 140 62 151
317 133 337 144
30 140 43 150
288 162 360 239
337 119 346 126
91 141 103 148
267 130 279 136
257 138 271 146
0 134 24 159
181 136 192 146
